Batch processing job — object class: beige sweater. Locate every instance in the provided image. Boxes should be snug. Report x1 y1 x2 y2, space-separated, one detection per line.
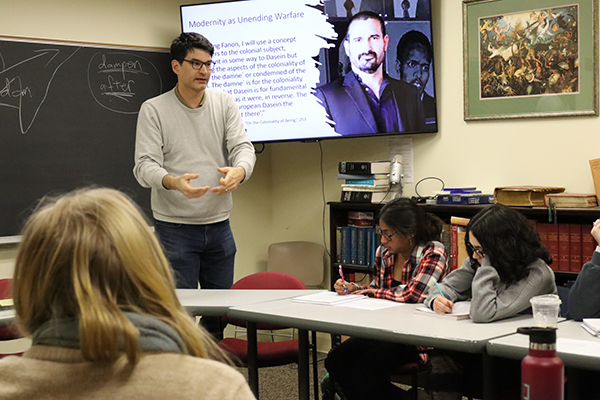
0 345 255 400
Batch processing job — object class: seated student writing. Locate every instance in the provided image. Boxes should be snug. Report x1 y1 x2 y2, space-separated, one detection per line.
425 203 557 399
326 197 450 400
425 203 557 321
0 188 255 400
569 218 600 320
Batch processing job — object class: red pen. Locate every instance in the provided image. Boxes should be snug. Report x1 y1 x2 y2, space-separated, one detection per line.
339 265 349 294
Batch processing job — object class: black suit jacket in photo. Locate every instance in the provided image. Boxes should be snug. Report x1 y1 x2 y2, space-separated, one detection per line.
314 72 425 136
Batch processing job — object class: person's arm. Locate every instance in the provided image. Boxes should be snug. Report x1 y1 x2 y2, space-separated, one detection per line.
569 220 600 320
469 258 556 323
424 257 476 309
371 242 448 303
133 102 169 190
211 94 256 195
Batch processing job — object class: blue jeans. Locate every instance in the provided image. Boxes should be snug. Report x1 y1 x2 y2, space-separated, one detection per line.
154 219 236 340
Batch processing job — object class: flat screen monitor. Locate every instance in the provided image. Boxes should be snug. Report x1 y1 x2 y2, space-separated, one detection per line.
180 0 437 143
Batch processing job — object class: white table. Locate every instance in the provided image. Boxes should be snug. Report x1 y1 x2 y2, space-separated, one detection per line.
487 320 600 400
175 289 324 399
228 297 538 400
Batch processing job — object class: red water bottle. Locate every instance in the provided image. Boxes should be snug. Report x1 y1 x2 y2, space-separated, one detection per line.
517 327 564 400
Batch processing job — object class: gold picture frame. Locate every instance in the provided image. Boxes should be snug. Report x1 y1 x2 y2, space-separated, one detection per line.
463 0 598 120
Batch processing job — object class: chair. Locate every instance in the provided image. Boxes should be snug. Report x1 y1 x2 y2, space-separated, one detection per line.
267 241 326 289
390 357 434 400
0 278 24 359
218 271 320 398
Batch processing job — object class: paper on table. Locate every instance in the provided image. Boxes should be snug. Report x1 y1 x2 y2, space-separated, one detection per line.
557 338 600 356
336 297 403 310
582 319 600 336
292 291 367 306
414 301 471 320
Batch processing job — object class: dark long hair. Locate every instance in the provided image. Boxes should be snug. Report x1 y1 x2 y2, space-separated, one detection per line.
379 197 443 245
465 204 551 285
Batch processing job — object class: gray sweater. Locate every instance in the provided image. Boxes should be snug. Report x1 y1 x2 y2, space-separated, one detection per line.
568 251 600 320
134 88 256 224
424 257 557 322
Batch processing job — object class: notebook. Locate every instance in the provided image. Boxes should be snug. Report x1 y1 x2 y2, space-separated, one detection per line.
582 319 600 336
414 301 471 320
292 291 366 306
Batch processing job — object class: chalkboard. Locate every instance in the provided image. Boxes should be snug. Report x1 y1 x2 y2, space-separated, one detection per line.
0 37 177 238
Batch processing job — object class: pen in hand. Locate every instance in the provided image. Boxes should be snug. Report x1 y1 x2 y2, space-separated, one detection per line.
339 266 349 294
434 281 446 299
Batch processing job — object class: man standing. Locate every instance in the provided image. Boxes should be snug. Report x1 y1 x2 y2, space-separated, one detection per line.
315 11 424 136
134 32 256 340
396 30 437 126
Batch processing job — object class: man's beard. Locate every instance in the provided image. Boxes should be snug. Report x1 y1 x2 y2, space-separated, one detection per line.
356 51 382 73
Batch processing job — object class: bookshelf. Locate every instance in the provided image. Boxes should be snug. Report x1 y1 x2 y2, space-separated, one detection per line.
328 201 600 289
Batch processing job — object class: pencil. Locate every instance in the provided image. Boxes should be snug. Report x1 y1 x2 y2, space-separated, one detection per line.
434 281 446 299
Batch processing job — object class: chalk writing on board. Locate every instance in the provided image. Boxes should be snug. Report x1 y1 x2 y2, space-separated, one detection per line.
0 47 80 134
87 52 164 114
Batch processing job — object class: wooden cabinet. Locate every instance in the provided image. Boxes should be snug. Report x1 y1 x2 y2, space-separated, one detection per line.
328 201 600 289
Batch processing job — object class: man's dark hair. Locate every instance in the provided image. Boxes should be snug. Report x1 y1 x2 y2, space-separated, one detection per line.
170 32 214 63
396 30 432 65
345 11 386 40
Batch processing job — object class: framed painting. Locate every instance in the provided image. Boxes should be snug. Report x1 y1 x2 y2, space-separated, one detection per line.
463 0 598 120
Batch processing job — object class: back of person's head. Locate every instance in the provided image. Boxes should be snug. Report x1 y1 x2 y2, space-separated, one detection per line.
466 204 551 284
345 10 387 39
379 197 443 244
14 187 220 364
396 30 432 66
171 32 214 62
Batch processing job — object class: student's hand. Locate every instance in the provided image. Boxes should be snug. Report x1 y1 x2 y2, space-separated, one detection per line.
334 279 357 295
354 288 377 297
592 219 600 250
211 166 246 196
432 296 455 314
163 174 210 199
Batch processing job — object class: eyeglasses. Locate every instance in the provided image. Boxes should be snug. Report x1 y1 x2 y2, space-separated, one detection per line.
182 59 215 70
466 241 485 258
376 226 397 241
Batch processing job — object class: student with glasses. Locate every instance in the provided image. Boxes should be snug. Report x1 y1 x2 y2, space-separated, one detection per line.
134 32 256 341
425 203 556 398
326 197 450 400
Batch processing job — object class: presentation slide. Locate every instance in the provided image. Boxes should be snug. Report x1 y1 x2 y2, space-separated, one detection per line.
181 0 338 142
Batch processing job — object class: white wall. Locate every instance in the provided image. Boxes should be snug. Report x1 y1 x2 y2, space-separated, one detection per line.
1 0 598 297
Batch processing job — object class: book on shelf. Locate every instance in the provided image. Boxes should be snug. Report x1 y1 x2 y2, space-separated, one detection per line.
544 193 598 208
343 178 390 186
582 230 595 264
590 158 600 204
341 184 391 191
341 189 393 204
436 194 494 205
558 224 570 271
339 161 391 175
337 173 389 180
348 211 375 227
414 301 471 320
450 216 470 226
570 224 582 273
493 186 565 207
450 224 467 270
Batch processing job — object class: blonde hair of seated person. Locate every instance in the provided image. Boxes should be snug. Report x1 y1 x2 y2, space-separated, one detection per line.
14 187 228 365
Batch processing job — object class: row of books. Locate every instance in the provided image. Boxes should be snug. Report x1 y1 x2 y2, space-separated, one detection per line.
494 186 598 208
538 223 594 272
335 211 378 267
338 161 394 203
441 220 595 274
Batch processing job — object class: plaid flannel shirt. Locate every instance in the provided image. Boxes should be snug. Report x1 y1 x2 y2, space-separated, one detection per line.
357 241 449 303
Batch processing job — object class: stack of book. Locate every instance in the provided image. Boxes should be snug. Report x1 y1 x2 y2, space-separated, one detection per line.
338 161 393 203
435 187 494 205
336 211 377 267
494 186 565 207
